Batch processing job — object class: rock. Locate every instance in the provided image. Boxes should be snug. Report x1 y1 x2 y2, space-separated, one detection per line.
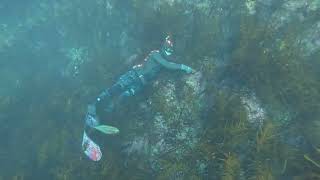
184 71 205 95
298 21 320 56
63 47 89 78
245 0 256 15
122 71 205 173
240 92 266 128
122 136 149 156
269 0 310 30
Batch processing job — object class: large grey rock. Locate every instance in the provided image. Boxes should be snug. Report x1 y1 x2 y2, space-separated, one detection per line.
122 72 205 173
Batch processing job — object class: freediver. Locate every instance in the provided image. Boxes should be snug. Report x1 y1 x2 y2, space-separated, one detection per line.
82 35 195 161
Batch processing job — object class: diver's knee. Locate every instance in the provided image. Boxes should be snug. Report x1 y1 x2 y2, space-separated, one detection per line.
121 88 135 98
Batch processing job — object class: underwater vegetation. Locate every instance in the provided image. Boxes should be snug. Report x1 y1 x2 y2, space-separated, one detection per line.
1 0 320 179
221 152 241 180
221 3 320 179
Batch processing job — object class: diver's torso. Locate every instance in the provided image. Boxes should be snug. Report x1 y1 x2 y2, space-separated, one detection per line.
133 50 162 81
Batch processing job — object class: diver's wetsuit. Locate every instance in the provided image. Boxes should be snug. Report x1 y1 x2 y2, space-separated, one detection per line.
94 50 185 112
82 37 195 161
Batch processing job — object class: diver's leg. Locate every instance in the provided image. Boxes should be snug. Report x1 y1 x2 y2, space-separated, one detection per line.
96 83 122 103
95 84 122 113
119 88 136 99
112 71 136 101
95 74 133 112
116 81 143 105
97 70 139 112
110 89 134 111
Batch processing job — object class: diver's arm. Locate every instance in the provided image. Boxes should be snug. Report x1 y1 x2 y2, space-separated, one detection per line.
153 52 181 70
153 51 195 73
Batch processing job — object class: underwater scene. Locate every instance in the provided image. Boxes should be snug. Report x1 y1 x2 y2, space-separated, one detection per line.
1 0 320 179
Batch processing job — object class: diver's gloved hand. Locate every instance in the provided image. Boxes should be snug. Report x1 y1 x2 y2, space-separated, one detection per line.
181 64 195 74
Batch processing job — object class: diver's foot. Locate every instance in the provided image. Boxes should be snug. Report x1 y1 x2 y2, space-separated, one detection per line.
85 113 100 127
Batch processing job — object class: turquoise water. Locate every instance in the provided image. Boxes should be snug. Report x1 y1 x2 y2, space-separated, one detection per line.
1 0 320 179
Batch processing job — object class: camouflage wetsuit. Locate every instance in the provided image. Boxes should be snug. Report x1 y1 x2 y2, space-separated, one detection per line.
94 50 187 111
85 34 195 126
82 36 195 162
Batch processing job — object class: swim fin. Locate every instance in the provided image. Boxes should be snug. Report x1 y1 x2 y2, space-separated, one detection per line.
82 131 102 161
94 125 120 135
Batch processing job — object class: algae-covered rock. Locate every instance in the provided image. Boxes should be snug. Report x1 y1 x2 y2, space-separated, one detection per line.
268 0 319 29
63 47 90 78
2 0 320 179
122 136 149 156
240 91 266 128
298 21 320 56
245 0 256 15
184 72 205 95
121 73 205 175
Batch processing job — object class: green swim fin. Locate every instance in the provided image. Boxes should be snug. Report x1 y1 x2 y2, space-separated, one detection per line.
94 125 120 135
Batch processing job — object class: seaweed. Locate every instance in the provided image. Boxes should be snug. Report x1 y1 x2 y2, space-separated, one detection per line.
156 160 190 180
249 161 274 180
221 152 241 180
2 0 320 179
304 154 320 169
256 121 277 153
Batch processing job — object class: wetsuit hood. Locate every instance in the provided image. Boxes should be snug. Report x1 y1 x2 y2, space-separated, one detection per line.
161 35 174 57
